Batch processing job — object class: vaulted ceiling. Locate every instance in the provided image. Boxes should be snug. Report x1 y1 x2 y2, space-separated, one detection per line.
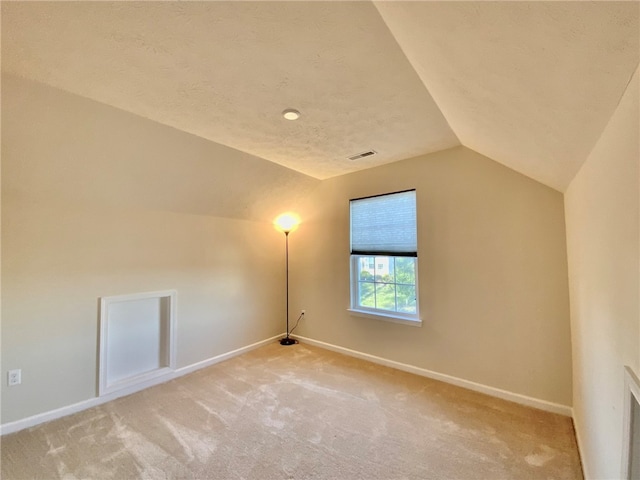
3 1 638 191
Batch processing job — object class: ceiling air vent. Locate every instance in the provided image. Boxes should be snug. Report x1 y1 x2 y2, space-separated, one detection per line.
348 150 377 161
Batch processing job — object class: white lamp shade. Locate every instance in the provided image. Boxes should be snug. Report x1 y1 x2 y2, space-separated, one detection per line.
274 213 300 233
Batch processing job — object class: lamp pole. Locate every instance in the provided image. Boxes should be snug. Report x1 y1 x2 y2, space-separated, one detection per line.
280 230 296 345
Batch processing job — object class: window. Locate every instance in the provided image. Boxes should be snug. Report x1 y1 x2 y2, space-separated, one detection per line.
349 190 419 323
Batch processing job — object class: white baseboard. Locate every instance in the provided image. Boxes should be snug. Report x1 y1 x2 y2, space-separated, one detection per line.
0 334 282 436
2 332 573 436
293 335 573 417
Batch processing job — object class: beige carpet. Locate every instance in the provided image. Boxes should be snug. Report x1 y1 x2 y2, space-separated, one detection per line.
1 342 582 479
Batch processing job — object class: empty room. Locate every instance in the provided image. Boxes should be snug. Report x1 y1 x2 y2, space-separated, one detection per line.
1 2 638 479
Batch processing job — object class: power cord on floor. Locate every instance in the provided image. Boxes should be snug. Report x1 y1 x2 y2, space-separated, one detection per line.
288 312 305 336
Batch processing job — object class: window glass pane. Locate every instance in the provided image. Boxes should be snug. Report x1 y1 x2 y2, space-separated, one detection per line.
395 257 415 285
374 256 394 283
375 283 396 311
358 281 375 308
358 256 375 281
396 285 417 314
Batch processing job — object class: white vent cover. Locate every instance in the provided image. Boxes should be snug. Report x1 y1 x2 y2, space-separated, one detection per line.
348 150 377 161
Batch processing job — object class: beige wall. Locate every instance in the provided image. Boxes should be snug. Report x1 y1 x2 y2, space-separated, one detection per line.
1 73 577 429
291 146 573 406
564 68 640 478
1 75 319 423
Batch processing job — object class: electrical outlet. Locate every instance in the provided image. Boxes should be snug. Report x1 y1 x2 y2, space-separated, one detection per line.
8 369 21 386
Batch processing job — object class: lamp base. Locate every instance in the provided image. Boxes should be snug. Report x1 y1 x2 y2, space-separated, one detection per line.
280 337 297 346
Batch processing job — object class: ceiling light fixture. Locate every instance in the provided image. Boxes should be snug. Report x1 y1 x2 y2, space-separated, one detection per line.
282 108 301 121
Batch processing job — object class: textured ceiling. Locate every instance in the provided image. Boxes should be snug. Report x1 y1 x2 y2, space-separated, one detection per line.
1 1 458 180
2 1 639 190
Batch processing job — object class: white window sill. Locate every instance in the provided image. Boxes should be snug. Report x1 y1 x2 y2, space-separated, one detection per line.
347 309 422 327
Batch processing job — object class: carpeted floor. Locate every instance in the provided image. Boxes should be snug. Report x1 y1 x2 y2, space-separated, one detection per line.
1 341 582 479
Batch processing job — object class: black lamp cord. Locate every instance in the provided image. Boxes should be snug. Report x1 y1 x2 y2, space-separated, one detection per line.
288 312 305 337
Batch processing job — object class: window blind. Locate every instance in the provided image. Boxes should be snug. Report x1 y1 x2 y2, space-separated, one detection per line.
350 190 417 256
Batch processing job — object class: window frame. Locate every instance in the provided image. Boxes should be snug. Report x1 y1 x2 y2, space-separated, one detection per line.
349 255 421 326
348 190 421 326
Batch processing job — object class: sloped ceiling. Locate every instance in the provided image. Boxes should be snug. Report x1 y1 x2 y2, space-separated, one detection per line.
2 1 638 191
374 1 640 191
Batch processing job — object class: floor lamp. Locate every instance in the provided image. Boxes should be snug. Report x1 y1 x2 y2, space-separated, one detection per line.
274 213 300 346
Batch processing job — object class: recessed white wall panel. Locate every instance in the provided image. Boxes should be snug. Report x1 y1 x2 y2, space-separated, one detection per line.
106 297 163 384
99 291 176 396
